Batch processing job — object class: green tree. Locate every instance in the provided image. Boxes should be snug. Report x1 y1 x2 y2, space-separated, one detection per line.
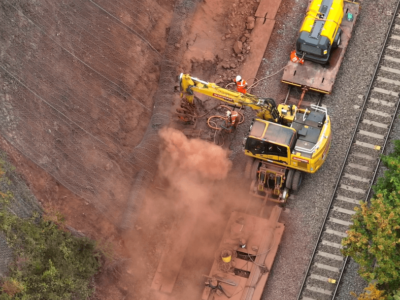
0 156 101 299
352 285 400 300
0 211 100 299
342 140 400 295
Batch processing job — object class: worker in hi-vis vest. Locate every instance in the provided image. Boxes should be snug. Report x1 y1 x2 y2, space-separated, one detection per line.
233 75 248 94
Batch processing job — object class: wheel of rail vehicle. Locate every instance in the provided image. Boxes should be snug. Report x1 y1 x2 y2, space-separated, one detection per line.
332 28 342 48
251 159 260 179
244 157 255 180
279 188 290 207
291 170 304 192
285 169 295 189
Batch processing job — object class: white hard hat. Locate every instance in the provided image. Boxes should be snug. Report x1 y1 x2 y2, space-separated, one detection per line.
226 111 232 116
236 75 242 82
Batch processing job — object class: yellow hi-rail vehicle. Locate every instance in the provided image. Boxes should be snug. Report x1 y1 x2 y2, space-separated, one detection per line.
179 74 332 203
296 0 344 64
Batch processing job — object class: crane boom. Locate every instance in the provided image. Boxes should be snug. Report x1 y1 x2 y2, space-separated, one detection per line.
179 73 280 122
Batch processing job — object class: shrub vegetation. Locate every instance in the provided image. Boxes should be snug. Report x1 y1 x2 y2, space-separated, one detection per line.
342 140 400 299
0 166 100 299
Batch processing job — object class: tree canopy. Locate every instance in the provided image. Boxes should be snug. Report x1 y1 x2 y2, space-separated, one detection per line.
342 140 400 298
0 161 101 300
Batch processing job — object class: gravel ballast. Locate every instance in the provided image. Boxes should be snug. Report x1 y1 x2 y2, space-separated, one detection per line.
229 0 399 299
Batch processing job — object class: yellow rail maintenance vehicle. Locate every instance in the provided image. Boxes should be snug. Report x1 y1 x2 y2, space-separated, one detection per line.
296 0 344 64
179 73 332 204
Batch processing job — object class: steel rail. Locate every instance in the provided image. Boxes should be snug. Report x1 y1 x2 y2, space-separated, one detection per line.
332 79 400 299
296 3 400 299
331 6 400 296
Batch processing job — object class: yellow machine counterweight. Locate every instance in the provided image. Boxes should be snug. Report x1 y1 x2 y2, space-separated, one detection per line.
296 0 344 64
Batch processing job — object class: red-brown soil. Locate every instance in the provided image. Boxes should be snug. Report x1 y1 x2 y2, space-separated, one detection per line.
0 0 270 299
0 0 176 223
180 0 259 81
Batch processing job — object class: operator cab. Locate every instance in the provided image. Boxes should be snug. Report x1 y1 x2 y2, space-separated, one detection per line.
245 107 328 160
245 120 296 163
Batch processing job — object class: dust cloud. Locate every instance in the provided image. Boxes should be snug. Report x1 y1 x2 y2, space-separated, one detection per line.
154 127 234 299
156 126 233 218
158 126 232 184
123 128 241 300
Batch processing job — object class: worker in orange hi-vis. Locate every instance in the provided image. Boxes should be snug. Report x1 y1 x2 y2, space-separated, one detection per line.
290 50 304 64
226 110 239 132
226 110 239 128
233 75 248 94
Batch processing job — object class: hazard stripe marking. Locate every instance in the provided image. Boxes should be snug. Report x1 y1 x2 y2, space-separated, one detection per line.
321 239 343 249
306 285 332 296
340 184 366 194
372 87 399 97
317 251 344 261
361 119 388 129
326 228 347 238
369 97 395 106
315 263 340 273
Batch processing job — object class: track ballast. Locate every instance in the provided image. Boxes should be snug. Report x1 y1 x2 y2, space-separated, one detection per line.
297 5 400 300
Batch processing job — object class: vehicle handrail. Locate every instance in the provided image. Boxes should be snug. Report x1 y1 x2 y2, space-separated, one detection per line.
294 119 329 154
294 105 329 154
302 108 309 121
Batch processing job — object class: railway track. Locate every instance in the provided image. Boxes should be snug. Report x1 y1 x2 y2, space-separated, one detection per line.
297 5 400 300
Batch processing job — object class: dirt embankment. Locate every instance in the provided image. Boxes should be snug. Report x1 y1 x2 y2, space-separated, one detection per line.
180 0 260 82
0 0 174 223
0 0 268 299
0 0 176 298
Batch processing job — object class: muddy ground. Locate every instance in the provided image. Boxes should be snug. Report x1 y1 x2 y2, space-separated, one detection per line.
1 0 395 298
0 0 276 299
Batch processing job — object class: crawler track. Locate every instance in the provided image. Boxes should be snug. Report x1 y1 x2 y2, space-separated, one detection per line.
297 5 400 300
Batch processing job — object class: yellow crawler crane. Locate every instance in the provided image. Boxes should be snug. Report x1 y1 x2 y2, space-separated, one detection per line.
179 74 332 203
296 0 344 64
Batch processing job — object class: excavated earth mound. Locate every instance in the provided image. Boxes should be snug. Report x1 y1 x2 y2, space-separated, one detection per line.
0 0 267 299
